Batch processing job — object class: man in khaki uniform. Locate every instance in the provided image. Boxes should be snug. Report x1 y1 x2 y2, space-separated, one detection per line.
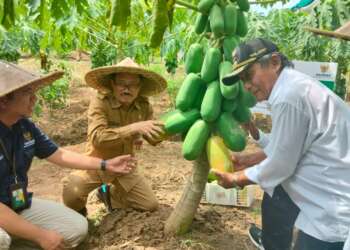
62 58 167 215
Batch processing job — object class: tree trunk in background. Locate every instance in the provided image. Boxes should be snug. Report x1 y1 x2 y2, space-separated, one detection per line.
335 64 347 100
164 152 209 235
40 52 48 71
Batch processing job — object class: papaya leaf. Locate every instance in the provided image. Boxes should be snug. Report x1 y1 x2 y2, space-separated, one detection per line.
27 0 41 14
1 0 15 29
39 0 49 30
75 0 89 14
110 0 131 30
51 0 70 20
167 0 176 30
150 0 169 48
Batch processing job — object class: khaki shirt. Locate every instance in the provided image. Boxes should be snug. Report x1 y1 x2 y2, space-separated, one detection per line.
86 92 153 191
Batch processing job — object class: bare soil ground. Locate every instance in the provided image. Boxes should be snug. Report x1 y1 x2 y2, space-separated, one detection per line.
20 58 265 250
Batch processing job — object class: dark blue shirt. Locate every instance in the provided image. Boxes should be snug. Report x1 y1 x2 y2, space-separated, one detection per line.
0 118 58 208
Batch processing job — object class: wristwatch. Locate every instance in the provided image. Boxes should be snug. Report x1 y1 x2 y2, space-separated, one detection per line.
101 160 107 171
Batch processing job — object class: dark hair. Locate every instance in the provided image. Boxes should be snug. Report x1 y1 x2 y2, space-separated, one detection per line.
257 52 294 71
0 92 14 110
4 92 14 100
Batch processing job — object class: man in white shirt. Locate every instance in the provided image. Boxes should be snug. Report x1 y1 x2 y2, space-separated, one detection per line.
214 38 350 250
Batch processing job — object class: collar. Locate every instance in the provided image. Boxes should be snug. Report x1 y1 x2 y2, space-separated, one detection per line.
0 119 23 138
267 68 290 105
109 95 142 110
0 120 11 138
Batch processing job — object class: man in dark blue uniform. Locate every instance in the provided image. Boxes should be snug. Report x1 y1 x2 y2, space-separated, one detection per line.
0 61 136 250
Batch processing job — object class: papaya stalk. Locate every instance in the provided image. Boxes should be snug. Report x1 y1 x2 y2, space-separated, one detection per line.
164 152 210 235
196 32 206 43
209 38 220 48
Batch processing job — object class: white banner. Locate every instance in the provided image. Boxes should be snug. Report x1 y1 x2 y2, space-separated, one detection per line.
292 60 338 82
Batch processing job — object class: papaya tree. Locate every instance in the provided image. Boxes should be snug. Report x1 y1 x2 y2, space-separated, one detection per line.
145 0 261 235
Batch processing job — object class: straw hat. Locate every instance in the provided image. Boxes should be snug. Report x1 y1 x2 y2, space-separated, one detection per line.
0 60 64 98
85 58 167 96
305 21 350 41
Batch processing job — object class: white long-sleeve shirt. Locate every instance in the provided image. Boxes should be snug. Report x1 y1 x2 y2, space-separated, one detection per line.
245 68 350 242
256 129 270 149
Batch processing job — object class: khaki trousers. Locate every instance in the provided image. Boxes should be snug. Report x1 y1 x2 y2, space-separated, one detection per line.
62 170 158 212
0 198 88 250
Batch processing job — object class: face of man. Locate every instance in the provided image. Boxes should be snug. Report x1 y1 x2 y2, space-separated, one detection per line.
0 86 37 119
239 54 281 102
111 73 141 106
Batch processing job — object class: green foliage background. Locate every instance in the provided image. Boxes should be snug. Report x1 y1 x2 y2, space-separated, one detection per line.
0 0 349 99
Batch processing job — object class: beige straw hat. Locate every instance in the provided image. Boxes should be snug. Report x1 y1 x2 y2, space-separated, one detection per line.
305 21 350 41
0 60 64 98
85 58 167 96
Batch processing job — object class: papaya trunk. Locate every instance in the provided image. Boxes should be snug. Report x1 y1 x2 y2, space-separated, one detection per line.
164 152 209 235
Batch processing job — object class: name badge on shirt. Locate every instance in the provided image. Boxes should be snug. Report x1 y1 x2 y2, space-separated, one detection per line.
23 131 33 141
9 182 30 211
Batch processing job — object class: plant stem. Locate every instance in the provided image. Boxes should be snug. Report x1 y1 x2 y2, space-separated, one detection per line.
175 0 200 12
249 0 281 4
197 32 206 43
75 26 118 49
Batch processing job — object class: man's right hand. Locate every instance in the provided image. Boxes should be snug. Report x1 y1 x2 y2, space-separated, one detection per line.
131 120 164 139
37 229 66 250
232 150 267 170
106 154 136 174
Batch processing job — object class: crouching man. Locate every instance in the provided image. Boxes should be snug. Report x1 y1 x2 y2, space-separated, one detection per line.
62 58 167 215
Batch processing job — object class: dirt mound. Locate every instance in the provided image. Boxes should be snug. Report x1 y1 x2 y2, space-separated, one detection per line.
30 139 260 249
80 203 256 250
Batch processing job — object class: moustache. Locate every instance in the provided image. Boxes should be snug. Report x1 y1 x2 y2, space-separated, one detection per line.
122 91 132 96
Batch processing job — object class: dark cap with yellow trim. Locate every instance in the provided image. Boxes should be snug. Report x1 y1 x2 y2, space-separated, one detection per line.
222 38 279 85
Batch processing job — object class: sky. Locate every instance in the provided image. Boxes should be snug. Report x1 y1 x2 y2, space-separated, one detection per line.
251 0 301 15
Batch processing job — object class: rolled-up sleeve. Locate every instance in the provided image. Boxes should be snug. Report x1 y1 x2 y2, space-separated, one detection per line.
245 103 309 196
87 96 136 149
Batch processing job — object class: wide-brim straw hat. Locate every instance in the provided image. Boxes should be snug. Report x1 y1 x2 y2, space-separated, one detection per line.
85 58 167 96
305 21 350 41
0 60 64 98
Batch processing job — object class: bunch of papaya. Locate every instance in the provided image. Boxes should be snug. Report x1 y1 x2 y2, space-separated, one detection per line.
151 0 254 180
